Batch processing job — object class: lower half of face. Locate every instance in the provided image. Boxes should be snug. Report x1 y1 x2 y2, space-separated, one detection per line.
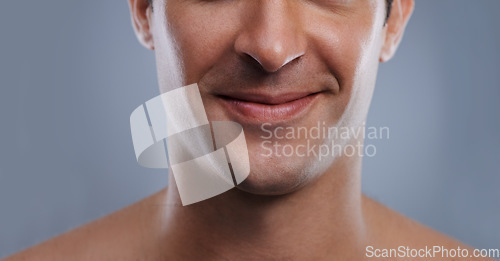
153 0 386 195
204 88 345 195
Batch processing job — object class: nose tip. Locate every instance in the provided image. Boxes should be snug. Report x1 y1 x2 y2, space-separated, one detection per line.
243 43 304 72
233 2 306 73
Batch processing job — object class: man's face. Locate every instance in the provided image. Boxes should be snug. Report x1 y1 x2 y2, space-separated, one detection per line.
133 0 411 195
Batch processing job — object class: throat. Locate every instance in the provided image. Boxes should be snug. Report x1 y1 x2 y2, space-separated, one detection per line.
160 154 367 260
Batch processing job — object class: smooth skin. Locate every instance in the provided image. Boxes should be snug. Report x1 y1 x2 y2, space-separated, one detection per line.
5 0 494 260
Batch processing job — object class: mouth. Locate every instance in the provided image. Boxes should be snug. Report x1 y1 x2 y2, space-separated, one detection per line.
215 91 323 123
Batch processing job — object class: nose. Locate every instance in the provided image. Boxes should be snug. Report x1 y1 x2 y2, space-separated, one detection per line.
234 1 306 73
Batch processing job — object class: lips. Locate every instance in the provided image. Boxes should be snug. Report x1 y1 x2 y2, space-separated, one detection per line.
216 91 322 123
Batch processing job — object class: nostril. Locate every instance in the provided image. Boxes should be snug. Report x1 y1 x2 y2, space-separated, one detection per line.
242 50 304 73
234 27 306 73
242 53 267 71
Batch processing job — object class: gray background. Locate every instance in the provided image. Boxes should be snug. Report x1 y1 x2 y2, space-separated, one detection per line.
0 0 499 257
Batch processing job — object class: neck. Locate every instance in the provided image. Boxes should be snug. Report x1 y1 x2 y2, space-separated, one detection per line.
160 152 367 260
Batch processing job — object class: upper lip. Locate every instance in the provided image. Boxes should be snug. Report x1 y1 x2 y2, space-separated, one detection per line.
215 91 322 105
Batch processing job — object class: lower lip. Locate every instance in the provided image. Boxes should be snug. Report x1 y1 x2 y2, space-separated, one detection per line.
218 93 321 123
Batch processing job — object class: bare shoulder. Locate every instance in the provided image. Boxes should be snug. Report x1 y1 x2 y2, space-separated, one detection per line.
362 195 494 260
4 189 168 261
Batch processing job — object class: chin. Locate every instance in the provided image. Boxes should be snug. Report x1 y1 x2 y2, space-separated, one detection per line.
235 141 330 196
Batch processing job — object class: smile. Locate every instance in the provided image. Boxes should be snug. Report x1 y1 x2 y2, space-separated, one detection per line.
216 91 323 123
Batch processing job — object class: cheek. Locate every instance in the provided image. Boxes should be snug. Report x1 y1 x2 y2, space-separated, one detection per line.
165 4 243 85
308 14 380 92
305 6 384 122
